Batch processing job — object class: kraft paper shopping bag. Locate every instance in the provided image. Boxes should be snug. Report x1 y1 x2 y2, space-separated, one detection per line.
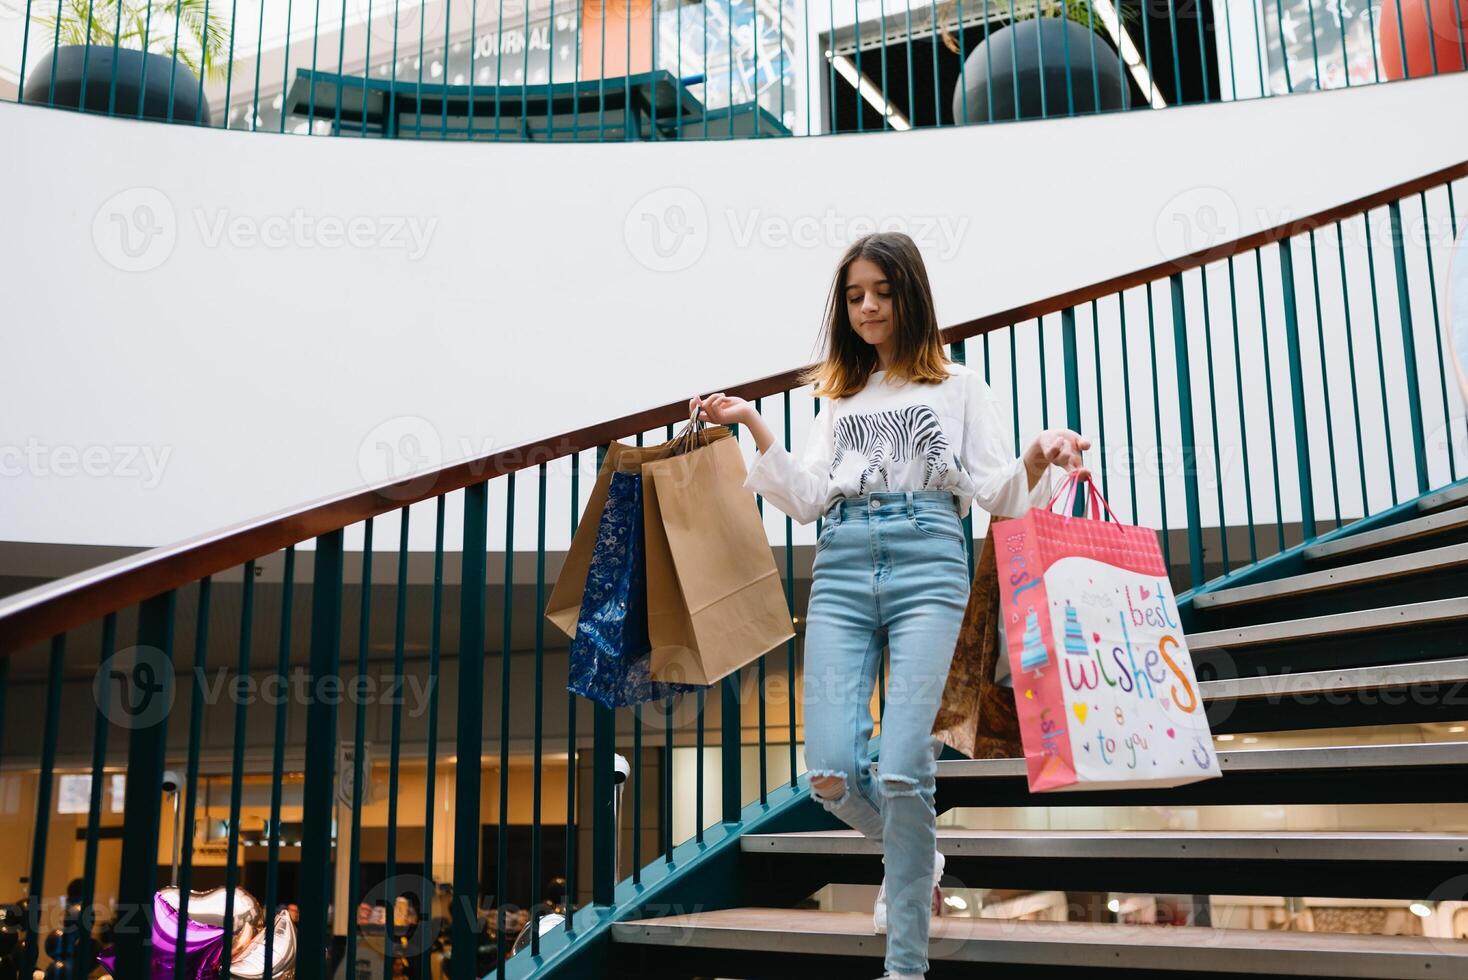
642 421 796 686
544 427 732 639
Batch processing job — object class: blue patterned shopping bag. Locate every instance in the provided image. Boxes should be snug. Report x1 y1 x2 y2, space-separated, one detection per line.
566 467 696 707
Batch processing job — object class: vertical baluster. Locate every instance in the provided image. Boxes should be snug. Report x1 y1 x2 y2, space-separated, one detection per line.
220 564 255 979
1252 249 1288 552
1226 257 1260 562
1418 191 1458 481
1278 238 1318 541
346 525 374 979
567 457 581 924
174 578 213 976
261 548 298 974
755 400 768 805
1363 210 1400 506
77 614 116 975
695 683 706 842
1038 317 1050 428
1090 300 1111 502
420 495 446 976
497 474 515 977
1170 273 1206 586
116 592 177 975
1166 0 1184 102
24 635 66 975
1199 267 1233 573
1061 308 1084 516
384 509 411 978
783 391 797 786
532 466 548 951
1305 230 1345 529
1334 222 1372 521
299 530 344 978
661 428 675 860
455 483 489 975
950 339 976 578
1118 293 1140 525
1388 200 1430 494
1145 283 1173 568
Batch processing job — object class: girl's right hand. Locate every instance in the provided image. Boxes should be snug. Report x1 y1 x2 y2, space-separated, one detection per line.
689 392 753 426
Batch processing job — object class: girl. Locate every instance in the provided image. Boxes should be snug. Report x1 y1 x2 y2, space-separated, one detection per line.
690 232 1089 980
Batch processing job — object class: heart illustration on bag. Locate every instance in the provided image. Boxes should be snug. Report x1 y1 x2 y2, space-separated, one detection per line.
1024 688 1035 699
1140 586 1152 600
1166 727 1176 738
1074 703 1089 724
1161 698 1171 710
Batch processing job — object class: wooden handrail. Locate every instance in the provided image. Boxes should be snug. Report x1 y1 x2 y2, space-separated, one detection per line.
2 158 1464 653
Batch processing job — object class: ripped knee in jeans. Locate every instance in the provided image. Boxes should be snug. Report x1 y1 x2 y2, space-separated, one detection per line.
876 772 923 799
808 769 850 808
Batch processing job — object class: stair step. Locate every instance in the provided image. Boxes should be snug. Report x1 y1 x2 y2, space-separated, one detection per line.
740 829 1468 863
1186 597 1468 650
1192 544 1468 610
932 743 1468 807
1204 656 1468 701
1418 481 1468 513
611 907 1466 978
1303 506 1468 563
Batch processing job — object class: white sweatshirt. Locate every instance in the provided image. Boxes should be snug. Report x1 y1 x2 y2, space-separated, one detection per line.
743 361 1058 525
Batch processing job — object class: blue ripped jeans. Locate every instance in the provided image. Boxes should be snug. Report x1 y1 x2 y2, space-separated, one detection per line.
802 490 969 978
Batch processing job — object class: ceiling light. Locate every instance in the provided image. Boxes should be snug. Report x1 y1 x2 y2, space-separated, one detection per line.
1409 901 1433 918
942 895 968 911
1215 734 1234 742
1106 898 1121 913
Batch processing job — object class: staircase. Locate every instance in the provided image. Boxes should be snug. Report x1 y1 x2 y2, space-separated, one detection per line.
609 481 1468 978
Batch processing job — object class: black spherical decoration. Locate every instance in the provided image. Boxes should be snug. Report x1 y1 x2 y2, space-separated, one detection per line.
953 18 1134 123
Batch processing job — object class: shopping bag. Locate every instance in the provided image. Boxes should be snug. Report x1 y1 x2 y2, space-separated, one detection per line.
544 428 733 639
994 473 1221 792
931 535 1024 760
564 465 697 707
643 413 796 686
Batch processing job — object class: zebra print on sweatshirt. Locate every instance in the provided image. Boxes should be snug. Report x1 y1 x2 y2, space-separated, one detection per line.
832 404 959 495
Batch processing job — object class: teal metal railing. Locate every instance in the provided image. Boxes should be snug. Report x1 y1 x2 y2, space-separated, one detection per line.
9 0 1467 137
0 159 1464 980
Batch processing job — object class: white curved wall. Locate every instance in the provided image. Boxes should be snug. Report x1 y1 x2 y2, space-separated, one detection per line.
2 71 1466 555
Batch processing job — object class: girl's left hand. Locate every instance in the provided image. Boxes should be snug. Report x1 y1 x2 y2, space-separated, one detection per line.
1026 428 1092 483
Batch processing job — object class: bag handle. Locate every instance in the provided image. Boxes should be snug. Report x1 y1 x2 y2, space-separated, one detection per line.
1045 471 1122 524
667 404 714 457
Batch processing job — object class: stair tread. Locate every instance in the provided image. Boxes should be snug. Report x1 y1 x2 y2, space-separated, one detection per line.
1303 506 1468 561
1186 596 1468 649
936 742 1468 780
613 907 1466 973
741 828 1468 860
1193 543 1468 609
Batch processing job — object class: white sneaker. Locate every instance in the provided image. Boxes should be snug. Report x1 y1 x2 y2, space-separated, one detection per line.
872 850 944 934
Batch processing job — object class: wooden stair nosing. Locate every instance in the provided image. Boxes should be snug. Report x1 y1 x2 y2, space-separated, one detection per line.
936 742 1468 781
1200 657 1468 702
1303 506 1468 561
1184 597 1468 650
1418 482 1468 514
612 908 1466 977
1192 543 1468 609
739 828 1468 863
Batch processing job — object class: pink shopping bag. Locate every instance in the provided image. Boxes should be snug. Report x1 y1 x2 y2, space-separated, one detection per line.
993 473 1221 793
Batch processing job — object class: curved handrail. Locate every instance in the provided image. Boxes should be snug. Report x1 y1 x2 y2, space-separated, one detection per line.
2 158 1465 653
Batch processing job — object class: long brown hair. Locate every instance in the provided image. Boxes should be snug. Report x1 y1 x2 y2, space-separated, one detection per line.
799 231 952 400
